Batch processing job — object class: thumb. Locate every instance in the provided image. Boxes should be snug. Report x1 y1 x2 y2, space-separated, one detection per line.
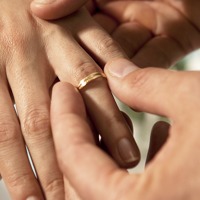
104 59 177 117
31 0 87 20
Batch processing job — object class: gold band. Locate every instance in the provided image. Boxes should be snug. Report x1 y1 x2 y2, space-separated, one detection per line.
78 72 106 90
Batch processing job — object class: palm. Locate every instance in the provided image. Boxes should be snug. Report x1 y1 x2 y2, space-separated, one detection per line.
89 0 200 68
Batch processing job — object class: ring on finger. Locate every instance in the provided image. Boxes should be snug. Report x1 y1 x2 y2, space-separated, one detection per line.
78 72 106 90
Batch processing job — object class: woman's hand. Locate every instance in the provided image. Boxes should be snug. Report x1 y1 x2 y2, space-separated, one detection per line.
0 1 140 199
51 59 200 200
32 0 200 68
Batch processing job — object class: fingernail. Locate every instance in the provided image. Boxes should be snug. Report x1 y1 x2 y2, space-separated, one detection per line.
26 196 40 200
107 59 138 78
118 138 139 163
33 0 55 4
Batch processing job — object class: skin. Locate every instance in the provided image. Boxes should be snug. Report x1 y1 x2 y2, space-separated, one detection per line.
34 0 200 199
32 0 200 68
31 0 88 20
51 59 200 200
0 1 141 199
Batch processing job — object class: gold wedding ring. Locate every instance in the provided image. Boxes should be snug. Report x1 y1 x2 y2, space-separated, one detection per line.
78 72 106 90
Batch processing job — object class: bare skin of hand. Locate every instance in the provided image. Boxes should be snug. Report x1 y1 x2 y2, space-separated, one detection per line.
94 0 200 67
32 0 200 68
0 1 141 199
52 59 200 200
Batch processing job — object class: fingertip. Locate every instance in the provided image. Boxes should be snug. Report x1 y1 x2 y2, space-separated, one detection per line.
51 81 83 117
31 0 87 20
105 58 138 79
104 59 139 105
117 137 140 168
52 82 74 100
52 81 74 92
52 82 88 127
30 2 61 20
146 121 170 164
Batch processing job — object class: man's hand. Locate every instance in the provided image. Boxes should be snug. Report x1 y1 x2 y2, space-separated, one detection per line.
94 0 200 67
51 59 200 200
31 0 87 19
32 0 200 68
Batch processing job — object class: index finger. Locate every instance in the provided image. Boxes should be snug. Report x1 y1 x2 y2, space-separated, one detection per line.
51 82 128 200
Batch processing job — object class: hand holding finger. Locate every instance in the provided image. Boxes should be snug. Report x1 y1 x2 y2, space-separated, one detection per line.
52 59 200 199
104 59 177 116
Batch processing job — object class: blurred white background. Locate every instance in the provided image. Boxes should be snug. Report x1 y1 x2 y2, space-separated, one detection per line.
1 50 200 200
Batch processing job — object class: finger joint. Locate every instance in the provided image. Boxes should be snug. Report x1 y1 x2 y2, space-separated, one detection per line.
23 108 50 139
44 177 64 194
0 121 20 145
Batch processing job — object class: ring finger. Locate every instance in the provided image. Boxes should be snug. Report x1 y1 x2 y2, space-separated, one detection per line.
46 10 140 168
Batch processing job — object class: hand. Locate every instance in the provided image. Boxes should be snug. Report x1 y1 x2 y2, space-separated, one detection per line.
30 0 87 19
0 1 140 199
29 0 104 19
31 0 200 68
51 58 200 200
93 0 200 68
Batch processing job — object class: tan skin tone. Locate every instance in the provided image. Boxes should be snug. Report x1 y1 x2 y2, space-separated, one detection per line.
32 0 200 68
0 1 142 199
34 0 200 199
52 59 200 200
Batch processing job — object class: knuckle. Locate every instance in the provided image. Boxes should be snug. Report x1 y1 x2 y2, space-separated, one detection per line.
23 108 50 138
1 26 36 57
0 121 20 144
73 60 98 84
99 36 116 50
97 36 123 58
44 178 64 194
6 172 34 188
3 29 30 51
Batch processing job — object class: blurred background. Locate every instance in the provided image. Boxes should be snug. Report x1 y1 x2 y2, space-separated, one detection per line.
1 50 200 199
